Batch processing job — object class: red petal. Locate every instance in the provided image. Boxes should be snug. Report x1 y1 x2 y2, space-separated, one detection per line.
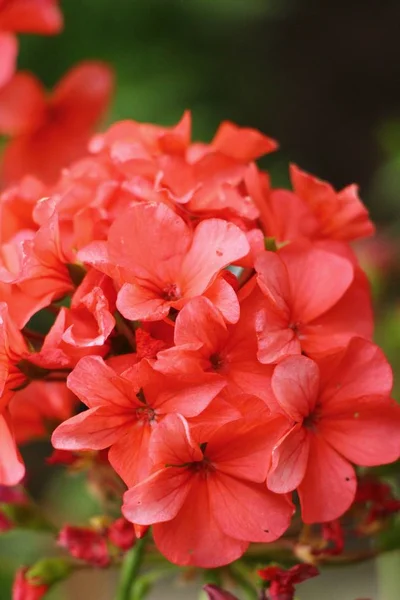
268 424 310 493
298 433 356 523
212 121 278 161
279 241 354 323
123 467 193 525
149 414 203 467
181 219 250 296
153 478 248 567
0 413 24 486
0 33 17 89
319 396 400 466
272 355 320 421
212 473 293 542
50 61 113 131
51 407 131 450
0 0 63 34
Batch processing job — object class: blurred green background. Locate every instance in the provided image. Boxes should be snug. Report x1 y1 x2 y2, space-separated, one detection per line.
1 1 400 598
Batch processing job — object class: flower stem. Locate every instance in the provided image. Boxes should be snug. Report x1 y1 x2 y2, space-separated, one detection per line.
116 537 147 600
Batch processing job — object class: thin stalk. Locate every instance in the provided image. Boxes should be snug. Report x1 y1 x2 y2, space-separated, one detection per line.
116 537 147 600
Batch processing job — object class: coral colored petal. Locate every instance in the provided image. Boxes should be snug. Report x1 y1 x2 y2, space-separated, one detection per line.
0 413 24 486
212 473 293 542
203 275 240 324
279 242 354 323
149 414 203 467
188 395 241 441
51 62 113 130
122 468 193 525
257 327 301 364
67 356 134 409
302 268 373 356
108 423 153 487
108 202 190 276
298 433 357 523
174 296 228 350
255 251 291 317
0 72 45 135
212 121 278 161
319 338 393 406
318 396 400 466
0 0 63 34
181 219 249 297
208 416 290 482
0 33 17 89
51 407 131 450
268 424 310 493
153 479 248 567
117 282 169 322
156 374 225 418
272 355 320 421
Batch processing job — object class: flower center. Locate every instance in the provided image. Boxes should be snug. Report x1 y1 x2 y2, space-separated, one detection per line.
303 404 322 431
135 405 156 424
162 283 182 301
209 352 224 371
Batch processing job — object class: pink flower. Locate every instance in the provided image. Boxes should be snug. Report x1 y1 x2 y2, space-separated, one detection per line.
79 202 250 323
253 241 373 362
123 414 293 567
267 338 400 522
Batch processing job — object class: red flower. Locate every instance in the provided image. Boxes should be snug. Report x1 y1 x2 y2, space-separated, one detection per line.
154 295 274 407
204 584 239 600
267 338 400 522
79 202 250 324
57 525 110 567
12 568 48 600
0 0 62 89
123 413 293 567
258 564 319 600
108 517 136 551
253 241 373 362
52 355 225 486
0 62 113 184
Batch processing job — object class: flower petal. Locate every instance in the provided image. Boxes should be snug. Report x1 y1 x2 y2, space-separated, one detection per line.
298 433 356 523
153 479 248 567
268 424 310 493
212 473 293 542
319 396 400 466
272 355 320 421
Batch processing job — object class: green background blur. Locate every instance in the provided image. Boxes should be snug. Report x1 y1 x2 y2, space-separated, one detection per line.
1 1 400 598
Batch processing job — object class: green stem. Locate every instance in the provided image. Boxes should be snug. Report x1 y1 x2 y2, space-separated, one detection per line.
229 562 258 600
116 537 147 600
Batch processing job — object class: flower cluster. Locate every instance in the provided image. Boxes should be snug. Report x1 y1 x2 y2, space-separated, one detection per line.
0 106 398 571
0 5 399 597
